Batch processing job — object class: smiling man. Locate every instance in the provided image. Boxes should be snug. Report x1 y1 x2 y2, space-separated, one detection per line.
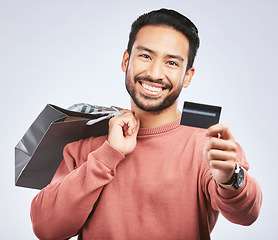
31 9 262 240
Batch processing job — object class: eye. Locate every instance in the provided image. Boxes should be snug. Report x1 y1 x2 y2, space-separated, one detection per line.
139 54 151 59
167 61 179 67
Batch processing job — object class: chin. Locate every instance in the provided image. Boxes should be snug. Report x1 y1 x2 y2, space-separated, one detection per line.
133 97 174 113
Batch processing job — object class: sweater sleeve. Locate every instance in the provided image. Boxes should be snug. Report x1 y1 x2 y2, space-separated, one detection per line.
30 138 125 240
202 142 263 226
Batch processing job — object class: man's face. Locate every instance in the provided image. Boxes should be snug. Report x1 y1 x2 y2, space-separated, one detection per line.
122 25 194 112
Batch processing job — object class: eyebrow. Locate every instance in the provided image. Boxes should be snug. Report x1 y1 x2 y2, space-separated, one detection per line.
136 45 154 53
166 54 184 63
136 45 184 62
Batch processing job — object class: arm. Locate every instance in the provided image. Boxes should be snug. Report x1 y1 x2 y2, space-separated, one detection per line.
203 124 262 225
31 139 125 240
31 110 139 240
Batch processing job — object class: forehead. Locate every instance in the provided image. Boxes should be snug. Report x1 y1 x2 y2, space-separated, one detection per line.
132 25 190 58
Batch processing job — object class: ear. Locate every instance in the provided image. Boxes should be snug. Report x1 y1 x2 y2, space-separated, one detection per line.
121 50 129 72
183 67 195 88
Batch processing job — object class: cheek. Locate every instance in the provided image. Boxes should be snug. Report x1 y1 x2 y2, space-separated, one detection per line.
167 70 186 88
130 58 150 75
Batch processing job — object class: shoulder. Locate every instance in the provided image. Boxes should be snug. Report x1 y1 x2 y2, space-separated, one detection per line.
63 135 107 166
178 125 208 147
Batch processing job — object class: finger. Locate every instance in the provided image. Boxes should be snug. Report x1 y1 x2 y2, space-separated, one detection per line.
135 118 140 133
109 112 136 133
125 118 140 136
209 159 235 171
126 117 140 136
205 123 234 140
116 113 138 136
120 109 133 115
205 137 237 152
209 160 235 183
207 149 237 162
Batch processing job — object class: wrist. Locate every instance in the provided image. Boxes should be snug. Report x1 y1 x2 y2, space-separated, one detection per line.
218 163 244 190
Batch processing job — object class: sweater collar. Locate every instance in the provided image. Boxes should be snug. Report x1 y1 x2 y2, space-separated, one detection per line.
137 119 181 136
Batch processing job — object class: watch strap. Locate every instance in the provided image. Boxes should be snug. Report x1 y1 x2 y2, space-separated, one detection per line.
218 163 240 190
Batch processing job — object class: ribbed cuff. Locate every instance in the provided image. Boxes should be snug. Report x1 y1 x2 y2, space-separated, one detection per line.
89 140 125 170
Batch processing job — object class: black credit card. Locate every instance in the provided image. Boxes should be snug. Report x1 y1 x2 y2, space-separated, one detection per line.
180 101 221 129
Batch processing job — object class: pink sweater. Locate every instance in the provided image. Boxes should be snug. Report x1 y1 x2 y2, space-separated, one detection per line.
31 120 262 240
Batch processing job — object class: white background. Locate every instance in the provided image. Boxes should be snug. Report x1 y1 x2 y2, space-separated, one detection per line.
1 0 277 239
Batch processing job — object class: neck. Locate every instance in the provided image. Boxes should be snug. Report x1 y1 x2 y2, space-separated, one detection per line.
131 101 181 128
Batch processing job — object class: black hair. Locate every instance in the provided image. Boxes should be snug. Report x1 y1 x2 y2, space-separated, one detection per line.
127 8 200 71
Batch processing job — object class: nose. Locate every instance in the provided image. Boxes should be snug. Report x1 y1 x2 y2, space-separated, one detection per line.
146 61 165 80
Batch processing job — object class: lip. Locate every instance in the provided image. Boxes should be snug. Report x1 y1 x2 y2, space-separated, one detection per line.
138 80 167 96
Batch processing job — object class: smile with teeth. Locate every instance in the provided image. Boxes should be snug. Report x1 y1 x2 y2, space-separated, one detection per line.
141 82 163 92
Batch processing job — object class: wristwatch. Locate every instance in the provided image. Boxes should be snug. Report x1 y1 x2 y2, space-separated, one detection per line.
218 162 244 190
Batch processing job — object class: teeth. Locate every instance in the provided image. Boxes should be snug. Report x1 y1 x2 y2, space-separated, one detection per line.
142 83 163 92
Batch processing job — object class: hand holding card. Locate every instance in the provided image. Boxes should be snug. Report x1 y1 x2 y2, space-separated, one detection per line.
180 101 237 187
203 123 237 186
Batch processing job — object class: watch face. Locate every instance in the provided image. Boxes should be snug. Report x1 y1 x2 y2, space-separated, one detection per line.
237 167 244 188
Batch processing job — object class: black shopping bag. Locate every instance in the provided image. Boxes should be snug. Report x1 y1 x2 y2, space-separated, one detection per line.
15 104 121 190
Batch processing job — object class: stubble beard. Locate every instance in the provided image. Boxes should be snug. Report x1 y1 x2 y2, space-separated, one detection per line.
125 72 183 113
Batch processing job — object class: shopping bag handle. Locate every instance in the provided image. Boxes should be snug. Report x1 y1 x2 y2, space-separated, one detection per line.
86 107 122 126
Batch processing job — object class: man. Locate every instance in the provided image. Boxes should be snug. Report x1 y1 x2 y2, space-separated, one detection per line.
31 9 262 240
